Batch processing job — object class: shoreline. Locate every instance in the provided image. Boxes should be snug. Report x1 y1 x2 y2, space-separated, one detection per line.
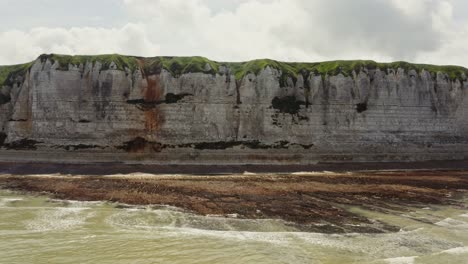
1 168 467 233
1 159 468 175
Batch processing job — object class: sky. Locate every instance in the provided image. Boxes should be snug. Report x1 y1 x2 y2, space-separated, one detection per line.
0 0 468 67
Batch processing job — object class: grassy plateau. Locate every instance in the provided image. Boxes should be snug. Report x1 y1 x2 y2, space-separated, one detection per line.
1 54 467 87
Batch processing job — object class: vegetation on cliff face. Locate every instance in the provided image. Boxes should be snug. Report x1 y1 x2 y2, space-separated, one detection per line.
140 56 220 76
38 54 139 71
1 54 467 90
35 54 468 81
0 62 34 104
0 62 33 86
226 60 468 81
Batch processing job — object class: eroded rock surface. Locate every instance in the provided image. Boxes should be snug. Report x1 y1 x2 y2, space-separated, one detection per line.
0 56 467 164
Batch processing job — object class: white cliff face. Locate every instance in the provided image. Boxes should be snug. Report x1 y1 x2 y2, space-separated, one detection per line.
0 58 467 163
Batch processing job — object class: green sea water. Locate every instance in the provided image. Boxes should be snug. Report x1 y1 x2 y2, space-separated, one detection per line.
0 189 467 264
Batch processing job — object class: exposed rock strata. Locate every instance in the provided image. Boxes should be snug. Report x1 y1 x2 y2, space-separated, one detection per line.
0 55 467 164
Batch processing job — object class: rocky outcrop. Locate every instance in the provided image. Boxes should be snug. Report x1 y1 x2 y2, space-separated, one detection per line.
0 55 467 164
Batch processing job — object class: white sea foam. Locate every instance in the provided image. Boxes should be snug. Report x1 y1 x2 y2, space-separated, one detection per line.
0 198 23 207
440 246 468 255
383 256 417 264
48 199 104 207
106 172 163 178
7 192 466 264
435 218 468 229
291 172 314 175
105 207 448 256
170 227 297 246
25 207 93 231
106 207 301 245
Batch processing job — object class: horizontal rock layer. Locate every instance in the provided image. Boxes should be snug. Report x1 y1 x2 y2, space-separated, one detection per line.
0 55 467 164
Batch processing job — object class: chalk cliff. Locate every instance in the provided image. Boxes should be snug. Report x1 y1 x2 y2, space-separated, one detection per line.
0 54 467 164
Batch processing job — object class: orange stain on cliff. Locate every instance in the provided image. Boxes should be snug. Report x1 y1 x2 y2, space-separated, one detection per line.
144 109 163 132
144 76 161 102
137 59 164 133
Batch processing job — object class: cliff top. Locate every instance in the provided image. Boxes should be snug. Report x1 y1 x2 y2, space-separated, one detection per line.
1 54 467 86
0 62 33 87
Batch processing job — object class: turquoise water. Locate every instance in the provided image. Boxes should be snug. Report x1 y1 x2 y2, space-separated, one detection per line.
0 190 467 264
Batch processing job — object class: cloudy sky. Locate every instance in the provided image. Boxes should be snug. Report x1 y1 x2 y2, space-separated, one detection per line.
0 0 467 67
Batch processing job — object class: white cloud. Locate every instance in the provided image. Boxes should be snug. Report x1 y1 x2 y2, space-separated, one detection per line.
390 0 434 16
0 23 160 65
0 0 468 67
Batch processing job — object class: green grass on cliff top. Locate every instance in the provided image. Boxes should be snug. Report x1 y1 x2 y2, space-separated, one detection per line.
238 60 468 81
37 54 468 81
142 56 220 76
0 62 34 86
1 54 468 87
38 54 140 71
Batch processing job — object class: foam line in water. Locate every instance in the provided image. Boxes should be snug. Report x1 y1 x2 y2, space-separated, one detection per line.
291 171 341 175
383 256 417 264
104 205 465 257
107 205 297 233
435 218 468 229
2 198 23 202
48 199 105 206
0 198 23 207
439 246 468 255
2 191 468 263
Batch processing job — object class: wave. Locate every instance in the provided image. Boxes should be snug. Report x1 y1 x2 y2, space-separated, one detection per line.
440 246 468 255
0 197 23 207
383 256 417 264
435 218 468 229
